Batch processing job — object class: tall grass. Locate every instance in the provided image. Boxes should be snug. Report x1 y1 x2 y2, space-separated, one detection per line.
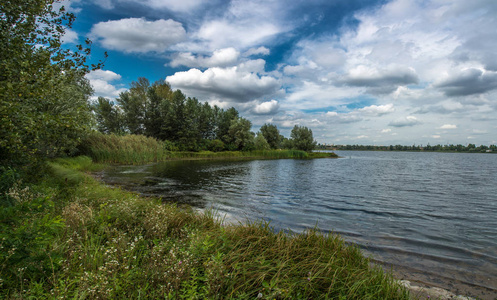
80 132 168 164
0 157 409 299
80 133 338 164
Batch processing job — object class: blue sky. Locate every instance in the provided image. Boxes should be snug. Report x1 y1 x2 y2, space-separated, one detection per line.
61 0 497 146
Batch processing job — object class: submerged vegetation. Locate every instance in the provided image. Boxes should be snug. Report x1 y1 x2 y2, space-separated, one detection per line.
0 157 409 299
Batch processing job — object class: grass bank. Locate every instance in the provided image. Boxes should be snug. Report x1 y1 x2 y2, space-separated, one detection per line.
1 156 408 299
79 133 337 164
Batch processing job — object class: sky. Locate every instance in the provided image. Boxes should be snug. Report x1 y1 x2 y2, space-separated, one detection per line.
61 0 497 146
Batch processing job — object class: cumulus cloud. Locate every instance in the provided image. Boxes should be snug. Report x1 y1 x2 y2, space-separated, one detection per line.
62 28 78 44
166 65 280 103
434 68 497 96
341 65 419 94
196 20 281 50
253 100 280 115
90 18 186 53
325 111 362 124
244 47 270 57
91 0 206 11
170 48 240 68
440 124 457 129
389 116 421 127
358 103 394 116
183 0 294 51
137 0 205 12
85 70 127 100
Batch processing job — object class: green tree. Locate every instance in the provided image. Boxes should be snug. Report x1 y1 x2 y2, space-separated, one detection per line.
117 78 151 135
254 132 270 150
92 97 124 134
0 0 104 167
280 137 293 149
144 80 172 139
227 117 255 151
260 123 280 149
290 125 316 151
216 107 239 144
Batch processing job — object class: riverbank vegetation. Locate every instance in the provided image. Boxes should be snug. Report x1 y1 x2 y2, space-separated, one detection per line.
91 78 317 153
320 143 496 153
78 132 337 164
1 157 409 299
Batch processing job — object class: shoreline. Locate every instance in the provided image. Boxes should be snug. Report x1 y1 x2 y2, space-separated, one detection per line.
95 157 496 300
193 208 494 300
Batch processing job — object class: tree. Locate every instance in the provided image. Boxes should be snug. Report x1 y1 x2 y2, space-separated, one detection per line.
227 117 255 151
216 107 239 144
92 97 124 134
254 132 270 150
144 80 172 139
0 0 104 167
260 123 280 149
290 125 316 151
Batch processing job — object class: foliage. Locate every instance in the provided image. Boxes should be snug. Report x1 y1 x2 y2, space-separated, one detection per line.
0 158 410 299
254 132 271 150
290 125 317 152
260 123 281 149
78 133 337 164
91 97 125 134
0 0 104 168
95 78 262 152
79 132 168 165
227 117 255 151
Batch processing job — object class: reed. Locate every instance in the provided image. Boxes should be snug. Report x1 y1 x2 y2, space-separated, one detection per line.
80 132 168 164
80 133 338 164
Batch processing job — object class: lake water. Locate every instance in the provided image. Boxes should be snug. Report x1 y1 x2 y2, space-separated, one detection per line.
101 151 497 298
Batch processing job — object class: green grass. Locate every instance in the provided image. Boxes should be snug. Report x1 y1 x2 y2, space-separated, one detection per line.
80 132 338 164
0 157 409 299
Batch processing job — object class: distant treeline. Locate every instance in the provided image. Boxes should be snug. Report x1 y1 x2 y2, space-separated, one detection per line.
92 77 317 152
317 144 496 153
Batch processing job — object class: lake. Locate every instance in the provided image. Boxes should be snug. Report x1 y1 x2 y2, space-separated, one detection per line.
100 151 497 298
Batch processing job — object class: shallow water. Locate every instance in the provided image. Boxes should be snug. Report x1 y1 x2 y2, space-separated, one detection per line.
101 151 497 298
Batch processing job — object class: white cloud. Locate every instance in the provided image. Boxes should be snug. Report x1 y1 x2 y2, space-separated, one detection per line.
325 111 362 124
166 64 280 103
440 124 457 129
244 47 270 57
91 18 186 53
170 48 240 68
358 103 395 116
91 0 205 11
53 0 82 13
196 20 280 50
85 70 126 100
389 116 421 127
181 0 293 51
139 0 205 12
381 128 392 133
253 100 280 115
62 28 78 44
